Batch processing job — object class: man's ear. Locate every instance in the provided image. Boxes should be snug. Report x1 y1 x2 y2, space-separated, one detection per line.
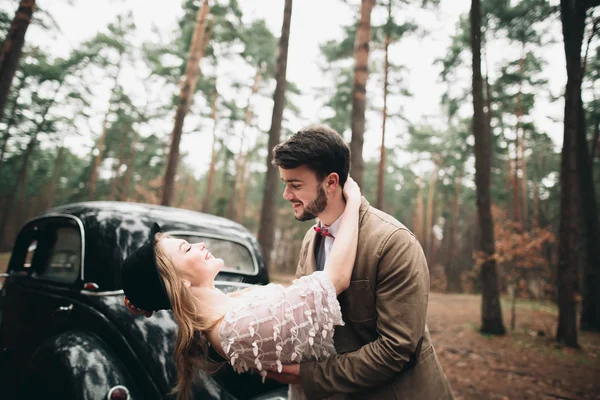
325 173 340 192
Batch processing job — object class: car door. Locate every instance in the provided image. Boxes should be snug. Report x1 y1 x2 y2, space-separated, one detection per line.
0 215 85 392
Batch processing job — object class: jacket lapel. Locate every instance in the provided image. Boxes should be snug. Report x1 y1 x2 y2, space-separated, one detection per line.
359 196 370 227
305 227 319 275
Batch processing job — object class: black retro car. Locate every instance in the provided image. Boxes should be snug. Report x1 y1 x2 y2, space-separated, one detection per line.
0 201 287 400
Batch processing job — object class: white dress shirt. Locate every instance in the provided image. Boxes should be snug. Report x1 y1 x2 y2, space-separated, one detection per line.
320 214 343 266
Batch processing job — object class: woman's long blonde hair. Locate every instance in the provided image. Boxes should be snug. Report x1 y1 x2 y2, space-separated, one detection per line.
153 233 224 400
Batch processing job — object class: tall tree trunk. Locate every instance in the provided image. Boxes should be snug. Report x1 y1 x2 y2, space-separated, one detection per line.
556 0 586 347
377 1 391 211
425 158 440 262
0 0 35 122
89 60 123 200
0 74 27 170
578 99 600 332
350 0 374 188
202 94 219 213
120 130 138 202
446 168 463 293
471 0 505 335
46 144 65 210
161 0 211 206
413 177 424 243
258 0 292 270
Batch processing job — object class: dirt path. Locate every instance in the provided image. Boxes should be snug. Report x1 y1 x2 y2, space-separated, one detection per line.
428 293 600 400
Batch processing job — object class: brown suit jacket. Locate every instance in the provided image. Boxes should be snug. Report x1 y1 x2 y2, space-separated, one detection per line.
297 198 454 399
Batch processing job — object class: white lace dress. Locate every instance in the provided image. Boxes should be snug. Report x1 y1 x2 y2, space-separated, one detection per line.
218 271 343 400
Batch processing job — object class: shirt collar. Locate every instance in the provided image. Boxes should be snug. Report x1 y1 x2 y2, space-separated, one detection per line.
319 213 343 238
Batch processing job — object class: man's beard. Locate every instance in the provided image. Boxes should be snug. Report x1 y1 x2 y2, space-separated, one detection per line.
296 186 328 221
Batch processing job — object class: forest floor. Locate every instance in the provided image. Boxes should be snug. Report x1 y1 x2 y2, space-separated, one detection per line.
427 293 599 400
270 272 600 400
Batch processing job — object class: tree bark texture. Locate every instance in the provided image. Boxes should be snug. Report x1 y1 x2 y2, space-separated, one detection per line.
471 0 505 335
377 2 391 212
556 0 585 347
258 0 293 270
161 0 211 206
0 0 35 123
578 88 600 331
350 0 374 188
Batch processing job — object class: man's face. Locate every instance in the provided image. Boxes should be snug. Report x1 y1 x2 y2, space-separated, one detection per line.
279 165 327 221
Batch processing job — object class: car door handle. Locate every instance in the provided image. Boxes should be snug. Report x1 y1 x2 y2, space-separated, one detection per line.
54 304 73 314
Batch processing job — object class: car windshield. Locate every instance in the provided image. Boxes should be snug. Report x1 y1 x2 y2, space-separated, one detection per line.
169 234 256 276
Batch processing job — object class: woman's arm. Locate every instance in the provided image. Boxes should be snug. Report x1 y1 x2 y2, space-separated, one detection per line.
325 177 361 295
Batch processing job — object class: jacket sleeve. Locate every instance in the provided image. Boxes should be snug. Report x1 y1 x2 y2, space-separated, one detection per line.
299 229 429 399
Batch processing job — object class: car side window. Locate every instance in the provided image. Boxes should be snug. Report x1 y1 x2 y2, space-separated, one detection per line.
24 240 38 269
31 224 82 284
171 234 257 275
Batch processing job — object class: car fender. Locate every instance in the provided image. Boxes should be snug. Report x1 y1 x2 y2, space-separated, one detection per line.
21 330 142 400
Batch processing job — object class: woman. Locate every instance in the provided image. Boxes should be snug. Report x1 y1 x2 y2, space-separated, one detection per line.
120 178 361 400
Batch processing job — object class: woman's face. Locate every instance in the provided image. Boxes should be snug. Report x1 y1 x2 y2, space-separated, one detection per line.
158 238 224 287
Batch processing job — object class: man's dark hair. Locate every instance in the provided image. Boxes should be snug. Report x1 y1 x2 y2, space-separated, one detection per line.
272 124 351 186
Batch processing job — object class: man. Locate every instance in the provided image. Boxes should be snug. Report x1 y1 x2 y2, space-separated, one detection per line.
266 125 454 399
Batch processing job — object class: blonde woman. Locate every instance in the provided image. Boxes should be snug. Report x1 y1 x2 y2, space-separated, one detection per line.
120 177 361 400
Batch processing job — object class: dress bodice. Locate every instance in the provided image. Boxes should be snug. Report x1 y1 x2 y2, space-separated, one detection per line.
218 271 343 381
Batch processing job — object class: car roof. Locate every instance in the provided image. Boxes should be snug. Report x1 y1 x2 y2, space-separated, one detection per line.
32 201 263 290
47 201 247 232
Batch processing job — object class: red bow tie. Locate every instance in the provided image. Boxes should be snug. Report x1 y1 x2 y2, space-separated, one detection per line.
314 226 335 238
